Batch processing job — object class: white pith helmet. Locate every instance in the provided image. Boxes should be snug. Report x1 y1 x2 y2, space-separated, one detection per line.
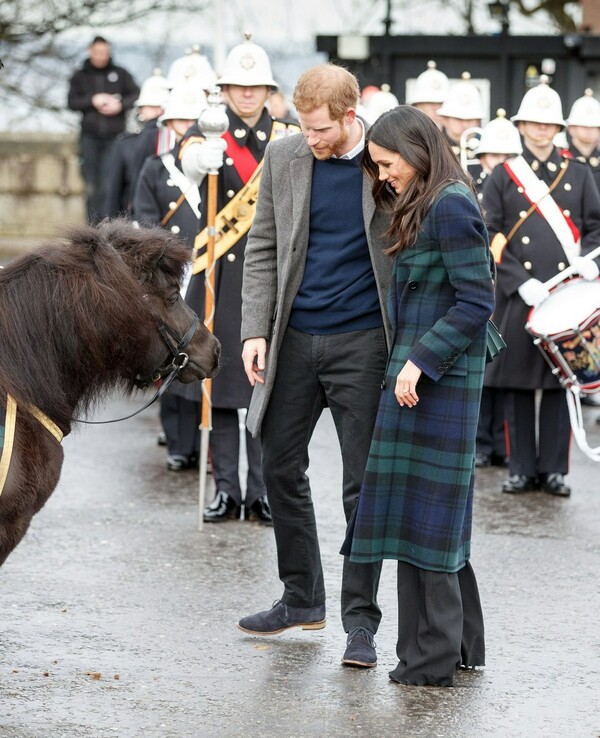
167 45 218 91
363 84 399 122
159 81 207 124
511 75 566 127
566 88 600 128
408 60 449 105
438 72 484 120
476 109 523 156
135 68 170 108
218 33 278 89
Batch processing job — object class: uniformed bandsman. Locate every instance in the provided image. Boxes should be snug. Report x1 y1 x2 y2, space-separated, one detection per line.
472 110 522 469
565 88 600 190
482 77 600 496
438 72 484 158
407 60 449 130
132 80 206 473
103 69 171 218
174 34 301 524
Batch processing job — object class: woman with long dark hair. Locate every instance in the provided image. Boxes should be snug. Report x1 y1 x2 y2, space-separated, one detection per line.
343 106 495 686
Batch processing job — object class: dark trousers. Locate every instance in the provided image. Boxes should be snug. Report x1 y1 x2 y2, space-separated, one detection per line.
261 326 386 633
209 408 265 507
390 561 485 687
476 387 506 459
160 393 199 458
79 133 116 224
505 389 570 477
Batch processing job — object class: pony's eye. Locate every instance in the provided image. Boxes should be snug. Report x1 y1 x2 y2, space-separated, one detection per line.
168 291 179 305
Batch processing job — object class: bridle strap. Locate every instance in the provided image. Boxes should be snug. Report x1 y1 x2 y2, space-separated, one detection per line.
75 303 201 426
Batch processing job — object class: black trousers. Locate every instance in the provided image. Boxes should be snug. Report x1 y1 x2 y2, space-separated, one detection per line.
476 387 506 459
390 560 485 687
261 326 386 633
210 408 265 507
160 393 199 459
504 389 570 477
79 133 116 224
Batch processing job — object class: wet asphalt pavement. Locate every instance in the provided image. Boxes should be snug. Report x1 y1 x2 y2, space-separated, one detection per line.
1 392 600 738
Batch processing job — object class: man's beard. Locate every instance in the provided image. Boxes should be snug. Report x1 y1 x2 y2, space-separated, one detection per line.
310 124 348 160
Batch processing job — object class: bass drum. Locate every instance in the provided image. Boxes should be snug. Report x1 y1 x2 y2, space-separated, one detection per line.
526 277 600 394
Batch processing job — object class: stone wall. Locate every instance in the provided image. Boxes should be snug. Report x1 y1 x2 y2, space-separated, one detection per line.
0 132 86 253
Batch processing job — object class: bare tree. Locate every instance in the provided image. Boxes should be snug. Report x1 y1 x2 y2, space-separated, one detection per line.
0 0 209 127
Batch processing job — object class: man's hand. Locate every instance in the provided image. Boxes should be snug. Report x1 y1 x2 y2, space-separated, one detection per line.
242 338 267 386
182 138 227 183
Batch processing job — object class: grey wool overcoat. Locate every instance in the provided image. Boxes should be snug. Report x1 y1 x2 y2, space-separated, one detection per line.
241 131 393 437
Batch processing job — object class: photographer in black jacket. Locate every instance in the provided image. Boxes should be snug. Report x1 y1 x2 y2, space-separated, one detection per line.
68 36 139 223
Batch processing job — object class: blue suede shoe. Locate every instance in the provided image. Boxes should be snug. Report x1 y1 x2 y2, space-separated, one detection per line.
342 626 377 668
238 600 326 636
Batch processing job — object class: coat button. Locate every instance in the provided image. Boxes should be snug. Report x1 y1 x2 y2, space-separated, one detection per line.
166 179 174 186
168 201 177 209
437 366 445 374
170 225 180 234
408 281 418 290
524 260 532 270
519 210 527 218
563 209 571 217
558 262 566 271
227 253 236 262
564 183 572 191
227 189 235 198
225 157 234 166
522 236 530 244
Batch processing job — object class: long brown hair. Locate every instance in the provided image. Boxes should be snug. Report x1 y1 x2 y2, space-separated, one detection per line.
362 105 476 255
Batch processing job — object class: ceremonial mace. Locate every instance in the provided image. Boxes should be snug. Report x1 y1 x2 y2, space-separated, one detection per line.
198 87 229 531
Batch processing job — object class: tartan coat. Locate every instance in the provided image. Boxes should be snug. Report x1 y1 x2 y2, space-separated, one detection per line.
344 182 495 573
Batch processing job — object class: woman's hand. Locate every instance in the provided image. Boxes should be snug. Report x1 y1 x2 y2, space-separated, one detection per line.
395 360 422 408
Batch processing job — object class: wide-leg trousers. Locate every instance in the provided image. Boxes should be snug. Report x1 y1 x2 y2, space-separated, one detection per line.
260 326 386 634
390 560 485 687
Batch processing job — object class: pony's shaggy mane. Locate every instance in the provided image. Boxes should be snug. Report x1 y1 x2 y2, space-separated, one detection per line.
0 220 189 431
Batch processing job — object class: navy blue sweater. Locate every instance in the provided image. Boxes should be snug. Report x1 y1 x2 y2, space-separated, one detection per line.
288 155 382 334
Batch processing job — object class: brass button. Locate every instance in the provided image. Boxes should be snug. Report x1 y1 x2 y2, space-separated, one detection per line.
563 209 570 217
170 225 181 234
547 161 557 172
517 186 524 193
522 236 530 244
524 260 532 270
519 210 527 218
564 183 572 191
226 157 234 166
227 189 235 198
227 253 236 262
558 261 566 271
168 201 177 210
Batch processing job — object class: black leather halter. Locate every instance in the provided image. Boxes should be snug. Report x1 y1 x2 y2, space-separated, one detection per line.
77 295 201 426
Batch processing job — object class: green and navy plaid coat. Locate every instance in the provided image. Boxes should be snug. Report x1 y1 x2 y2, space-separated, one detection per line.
344 182 495 573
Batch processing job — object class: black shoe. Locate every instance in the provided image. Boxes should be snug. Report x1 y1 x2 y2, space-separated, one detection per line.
490 453 509 467
540 473 571 497
246 496 272 525
475 453 490 468
342 626 377 668
238 600 326 636
203 490 241 522
157 431 167 446
502 475 538 494
166 454 196 471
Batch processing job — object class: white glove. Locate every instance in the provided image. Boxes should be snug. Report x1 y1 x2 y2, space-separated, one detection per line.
181 138 227 183
573 255 600 281
518 278 550 307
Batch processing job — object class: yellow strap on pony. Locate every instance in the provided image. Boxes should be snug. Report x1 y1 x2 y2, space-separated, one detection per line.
0 394 17 497
192 121 295 275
